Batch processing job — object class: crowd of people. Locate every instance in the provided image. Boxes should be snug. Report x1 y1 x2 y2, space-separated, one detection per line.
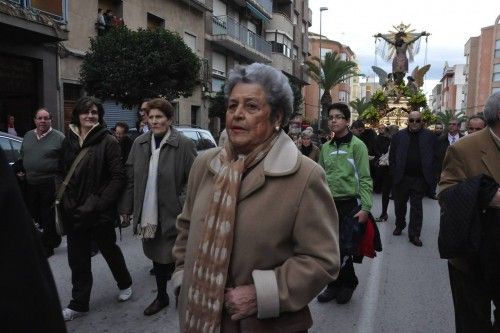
1 63 498 332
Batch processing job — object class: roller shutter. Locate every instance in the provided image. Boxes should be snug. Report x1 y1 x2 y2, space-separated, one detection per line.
102 100 138 130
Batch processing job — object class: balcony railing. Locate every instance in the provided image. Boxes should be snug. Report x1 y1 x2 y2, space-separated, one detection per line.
247 0 272 16
211 15 271 58
7 0 67 22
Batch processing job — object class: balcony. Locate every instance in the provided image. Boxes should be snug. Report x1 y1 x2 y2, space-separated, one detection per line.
271 52 293 76
208 15 271 63
267 12 293 37
306 8 312 27
302 33 309 54
179 0 211 12
0 0 68 42
293 60 309 84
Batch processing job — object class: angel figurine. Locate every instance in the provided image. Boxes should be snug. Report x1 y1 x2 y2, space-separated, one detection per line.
374 23 430 85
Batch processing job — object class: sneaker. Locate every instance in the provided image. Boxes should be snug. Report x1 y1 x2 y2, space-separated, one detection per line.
118 286 133 302
62 308 87 321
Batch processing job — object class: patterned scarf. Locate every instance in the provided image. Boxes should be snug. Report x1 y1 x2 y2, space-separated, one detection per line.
184 132 279 333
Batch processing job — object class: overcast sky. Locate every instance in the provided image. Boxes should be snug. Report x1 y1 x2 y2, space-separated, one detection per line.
308 0 500 95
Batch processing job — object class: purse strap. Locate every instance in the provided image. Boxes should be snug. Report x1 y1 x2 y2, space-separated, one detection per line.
55 147 90 202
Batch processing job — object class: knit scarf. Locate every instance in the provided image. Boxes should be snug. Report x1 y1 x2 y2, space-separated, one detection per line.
184 132 279 333
139 131 170 239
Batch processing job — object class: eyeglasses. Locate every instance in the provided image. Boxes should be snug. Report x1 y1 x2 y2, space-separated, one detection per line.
408 119 422 123
81 109 99 116
328 115 346 121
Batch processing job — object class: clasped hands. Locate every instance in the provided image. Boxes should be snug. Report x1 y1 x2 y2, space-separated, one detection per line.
224 284 257 321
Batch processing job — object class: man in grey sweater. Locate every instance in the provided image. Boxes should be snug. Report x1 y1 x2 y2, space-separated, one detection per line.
19 108 65 257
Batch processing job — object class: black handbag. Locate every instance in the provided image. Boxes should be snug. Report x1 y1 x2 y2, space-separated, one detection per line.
54 147 89 236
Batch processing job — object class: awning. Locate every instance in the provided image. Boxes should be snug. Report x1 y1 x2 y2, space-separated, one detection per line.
246 1 271 22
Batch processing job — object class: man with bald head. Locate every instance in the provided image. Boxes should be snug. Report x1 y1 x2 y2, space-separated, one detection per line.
466 115 486 135
389 111 437 247
19 108 65 257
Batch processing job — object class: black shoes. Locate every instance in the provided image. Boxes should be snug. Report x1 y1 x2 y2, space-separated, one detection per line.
409 236 423 247
336 286 355 304
375 214 388 222
144 295 169 316
393 227 403 236
317 284 355 304
317 285 340 303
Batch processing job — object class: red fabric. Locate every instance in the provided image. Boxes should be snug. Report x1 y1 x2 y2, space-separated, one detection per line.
359 217 376 258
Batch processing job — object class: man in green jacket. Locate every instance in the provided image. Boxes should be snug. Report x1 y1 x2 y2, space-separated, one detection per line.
317 102 373 304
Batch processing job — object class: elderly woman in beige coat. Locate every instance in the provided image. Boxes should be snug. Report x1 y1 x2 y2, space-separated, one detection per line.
119 98 196 316
172 63 340 333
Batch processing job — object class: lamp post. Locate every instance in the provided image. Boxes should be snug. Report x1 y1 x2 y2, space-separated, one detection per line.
318 6 328 132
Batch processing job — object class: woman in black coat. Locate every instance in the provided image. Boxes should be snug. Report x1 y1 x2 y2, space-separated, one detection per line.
59 97 132 321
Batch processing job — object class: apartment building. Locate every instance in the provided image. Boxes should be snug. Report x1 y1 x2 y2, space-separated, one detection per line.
0 0 68 131
429 83 442 114
60 0 210 129
463 14 500 116
303 32 356 124
208 0 312 131
439 63 466 113
1 0 312 132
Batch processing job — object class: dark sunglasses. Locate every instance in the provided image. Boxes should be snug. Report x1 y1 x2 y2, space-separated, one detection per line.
408 119 422 123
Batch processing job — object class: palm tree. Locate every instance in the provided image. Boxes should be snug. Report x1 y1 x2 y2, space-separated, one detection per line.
349 97 372 117
305 52 361 129
436 109 466 126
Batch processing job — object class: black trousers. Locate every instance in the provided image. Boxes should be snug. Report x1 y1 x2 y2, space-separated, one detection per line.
448 262 497 332
153 261 175 299
393 175 427 237
67 222 132 312
378 166 392 216
328 198 359 289
25 179 61 250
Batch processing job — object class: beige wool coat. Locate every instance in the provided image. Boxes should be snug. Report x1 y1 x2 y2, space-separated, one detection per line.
438 128 500 272
119 128 196 264
172 132 340 332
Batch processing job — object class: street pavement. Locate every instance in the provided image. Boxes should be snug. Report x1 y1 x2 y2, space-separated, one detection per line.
49 194 455 333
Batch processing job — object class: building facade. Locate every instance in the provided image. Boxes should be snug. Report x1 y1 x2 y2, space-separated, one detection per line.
0 0 68 133
60 0 210 130
463 14 500 116
439 62 466 114
303 32 356 125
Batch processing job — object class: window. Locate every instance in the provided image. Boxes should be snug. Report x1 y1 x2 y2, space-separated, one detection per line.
213 0 227 16
293 13 298 25
191 106 200 127
212 77 225 93
340 52 347 61
0 137 14 164
495 40 500 58
212 52 226 77
492 87 500 94
200 132 216 149
301 23 305 34
493 64 500 82
10 139 21 161
267 32 292 58
293 46 298 60
320 48 330 60
184 32 196 53
147 13 164 30
31 0 63 18
339 91 348 102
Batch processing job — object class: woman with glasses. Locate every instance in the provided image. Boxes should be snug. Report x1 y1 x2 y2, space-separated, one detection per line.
59 96 133 321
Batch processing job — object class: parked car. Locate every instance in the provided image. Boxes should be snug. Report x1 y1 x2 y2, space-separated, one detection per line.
0 131 22 165
175 126 217 152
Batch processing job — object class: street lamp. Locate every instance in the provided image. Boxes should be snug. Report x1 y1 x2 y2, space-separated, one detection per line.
318 6 328 132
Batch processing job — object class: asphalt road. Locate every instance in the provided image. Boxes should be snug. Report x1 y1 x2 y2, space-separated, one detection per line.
49 194 455 333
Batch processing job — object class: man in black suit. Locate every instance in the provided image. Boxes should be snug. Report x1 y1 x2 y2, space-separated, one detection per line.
436 117 463 177
389 111 437 247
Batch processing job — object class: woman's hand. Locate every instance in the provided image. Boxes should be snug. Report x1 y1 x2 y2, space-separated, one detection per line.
224 285 257 321
354 210 369 224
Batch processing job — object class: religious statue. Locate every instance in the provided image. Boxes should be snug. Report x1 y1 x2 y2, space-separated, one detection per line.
374 23 430 85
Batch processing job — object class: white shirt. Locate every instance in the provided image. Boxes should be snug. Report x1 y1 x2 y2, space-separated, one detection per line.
36 127 52 140
448 133 459 145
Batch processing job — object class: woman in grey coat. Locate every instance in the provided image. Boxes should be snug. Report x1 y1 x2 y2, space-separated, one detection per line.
119 98 196 316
